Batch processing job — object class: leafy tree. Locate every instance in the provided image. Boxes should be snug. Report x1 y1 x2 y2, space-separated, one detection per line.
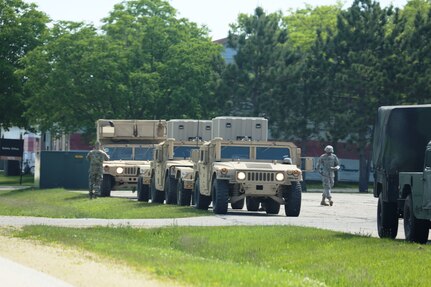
19 0 223 136
316 0 395 191
284 3 342 50
223 8 289 125
0 0 48 130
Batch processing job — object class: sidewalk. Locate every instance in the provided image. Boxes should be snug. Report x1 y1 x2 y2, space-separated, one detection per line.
0 186 30 191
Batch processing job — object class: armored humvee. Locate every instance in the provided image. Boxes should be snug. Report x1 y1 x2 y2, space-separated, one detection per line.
373 105 431 243
143 119 211 204
97 119 166 197
192 137 312 216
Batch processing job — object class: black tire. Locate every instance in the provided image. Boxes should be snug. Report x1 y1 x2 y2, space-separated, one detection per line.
164 176 178 205
377 193 398 239
137 177 150 202
404 194 429 244
100 174 112 197
177 180 192 206
150 174 164 203
246 197 260 211
284 182 302 217
194 177 210 210
212 179 229 214
265 198 280 215
231 198 245 209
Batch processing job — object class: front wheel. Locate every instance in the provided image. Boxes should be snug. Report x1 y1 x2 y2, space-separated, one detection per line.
246 197 260 211
165 176 178 205
404 194 429 244
231 198 245 209
194 177 210 210
150 175 164 204
265 198 280 215
137 177 150 202
100 174 112 197
377 193 398 239
177 180 192 206
284 182 302 217
212 179 229 214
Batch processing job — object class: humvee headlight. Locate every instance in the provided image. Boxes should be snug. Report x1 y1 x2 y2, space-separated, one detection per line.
116 167 124 174
275 172 285 182
237 171 246 181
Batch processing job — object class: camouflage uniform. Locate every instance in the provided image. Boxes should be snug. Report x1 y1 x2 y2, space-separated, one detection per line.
316 145 340 206
86 147 109 198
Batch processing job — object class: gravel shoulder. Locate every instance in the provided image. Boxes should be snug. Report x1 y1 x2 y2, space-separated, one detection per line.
0 230 174 287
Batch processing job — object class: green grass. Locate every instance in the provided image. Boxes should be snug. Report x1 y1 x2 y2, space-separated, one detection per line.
11 225 431 287
0 171 34 186
0 188 209 218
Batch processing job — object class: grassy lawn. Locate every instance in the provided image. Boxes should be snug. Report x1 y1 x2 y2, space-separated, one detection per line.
0 171 34 186
11 225 431 287
0 188 209 218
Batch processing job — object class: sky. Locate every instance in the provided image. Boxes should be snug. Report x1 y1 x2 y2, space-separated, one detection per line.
24 0 408 40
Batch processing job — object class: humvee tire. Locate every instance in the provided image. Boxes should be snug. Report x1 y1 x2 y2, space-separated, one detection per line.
246 197 260 211
137 177 150 202
194 177 210 210
265 198 280 214
212 179 229 214
100 174 112 197
377 193 398 239
177 180 192 206
284 182 302 217
231 198 245 209
165 176 178 205
404 194 429 244
150 174 164 203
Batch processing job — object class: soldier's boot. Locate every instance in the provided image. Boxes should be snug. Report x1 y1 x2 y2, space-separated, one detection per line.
329 199 333 206
320 196 329 206
89 191 94 199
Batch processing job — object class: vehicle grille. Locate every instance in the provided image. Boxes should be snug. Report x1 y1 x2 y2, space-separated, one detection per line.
247 172 275 182
125 167 138 176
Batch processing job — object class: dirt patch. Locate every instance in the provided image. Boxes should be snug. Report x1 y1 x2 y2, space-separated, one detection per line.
0 230 175 287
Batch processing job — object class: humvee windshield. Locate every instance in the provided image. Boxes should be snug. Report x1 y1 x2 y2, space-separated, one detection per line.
135 147 153 160
256 147 290 160
105 147 153 160
173 146 199 159
221 146 250 160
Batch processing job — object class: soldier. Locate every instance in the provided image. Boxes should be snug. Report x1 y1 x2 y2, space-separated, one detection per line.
86 142 109 199
316 145 340 206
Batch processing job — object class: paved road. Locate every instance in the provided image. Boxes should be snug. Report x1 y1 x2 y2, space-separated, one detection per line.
1 190 406 239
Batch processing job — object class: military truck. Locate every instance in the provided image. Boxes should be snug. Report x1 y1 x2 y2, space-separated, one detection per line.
372 105 431 243
148 138 203 205
192 137 312 216
97 119 167 197
144 119 211 205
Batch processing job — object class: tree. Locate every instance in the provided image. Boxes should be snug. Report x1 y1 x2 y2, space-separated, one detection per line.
317 0 394 192
19 0 223 136
223 7 289 124
0 0 48 130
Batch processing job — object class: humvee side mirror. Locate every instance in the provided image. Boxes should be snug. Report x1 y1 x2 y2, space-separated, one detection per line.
301 157 314 172
191 149 200 163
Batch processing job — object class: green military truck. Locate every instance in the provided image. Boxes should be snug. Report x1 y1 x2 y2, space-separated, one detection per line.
192 137 312 216
373 105 431 243
97 119 166 197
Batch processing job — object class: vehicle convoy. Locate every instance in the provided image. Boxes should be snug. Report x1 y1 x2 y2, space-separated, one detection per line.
192 137 312 216
97 119 167 197
373 105 431 243
143 119 212 204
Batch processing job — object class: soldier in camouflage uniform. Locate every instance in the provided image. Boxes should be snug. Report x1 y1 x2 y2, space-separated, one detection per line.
86 142 110 199
316 145 340 206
